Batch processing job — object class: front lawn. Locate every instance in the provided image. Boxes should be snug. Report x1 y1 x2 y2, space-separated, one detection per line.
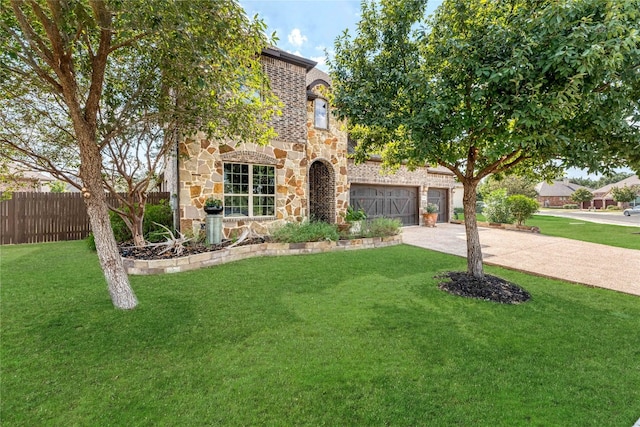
2 241 639 426
460 214 640 250
525 215 640 250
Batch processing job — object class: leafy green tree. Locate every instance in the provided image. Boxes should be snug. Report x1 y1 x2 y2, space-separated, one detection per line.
1 1 279 309
483 189 513 224
611 185 640 205
507 195 539 225
568 177 598 188
48 181 66 193
569 172 634 189
570 188 594 208
330 0 640 279
479 175 538 199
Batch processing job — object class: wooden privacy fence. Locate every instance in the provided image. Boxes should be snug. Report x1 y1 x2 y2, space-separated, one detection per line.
0 192 170 245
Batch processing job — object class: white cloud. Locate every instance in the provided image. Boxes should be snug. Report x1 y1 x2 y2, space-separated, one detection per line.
310 56 326 67
287 28 308 47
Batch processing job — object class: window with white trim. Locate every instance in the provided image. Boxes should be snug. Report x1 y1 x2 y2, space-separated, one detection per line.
223 163 275 217
314 98 328 129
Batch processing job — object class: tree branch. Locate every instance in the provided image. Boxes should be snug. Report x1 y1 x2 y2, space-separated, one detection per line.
85 0 113 128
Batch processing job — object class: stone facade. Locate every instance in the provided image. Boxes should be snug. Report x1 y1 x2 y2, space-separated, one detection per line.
175 49 349 238
306 79 349 225
173 49 455 235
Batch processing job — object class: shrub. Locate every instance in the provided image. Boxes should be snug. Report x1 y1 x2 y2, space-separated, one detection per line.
606 205 621 210
182 227 205 245
363 218 402 238
109 199 173 243
344 205 367 221
143 199 173 242
271 221 339 243
483 189 513 224
109 210 131 242
424 203 439 213
475 201 485 213
562 204 579 209
453 207 464 219
85 232 96 251
506 195 539 225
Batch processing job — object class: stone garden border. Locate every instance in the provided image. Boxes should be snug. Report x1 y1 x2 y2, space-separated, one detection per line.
123 235 402 275
450 220 540 233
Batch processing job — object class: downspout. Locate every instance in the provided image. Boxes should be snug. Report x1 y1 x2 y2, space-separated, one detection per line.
172 126 180 232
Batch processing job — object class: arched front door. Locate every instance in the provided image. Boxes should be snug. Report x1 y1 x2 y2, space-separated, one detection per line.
309 160 335 223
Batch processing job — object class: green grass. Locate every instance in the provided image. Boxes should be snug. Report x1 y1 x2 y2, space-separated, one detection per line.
460 214 640 250
525 215 640 250
2 241 640 426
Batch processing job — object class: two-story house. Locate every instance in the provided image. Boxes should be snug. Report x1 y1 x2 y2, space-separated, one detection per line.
165 48 455 238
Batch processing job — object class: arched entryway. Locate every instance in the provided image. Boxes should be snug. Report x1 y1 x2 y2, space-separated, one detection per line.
309 160 335 223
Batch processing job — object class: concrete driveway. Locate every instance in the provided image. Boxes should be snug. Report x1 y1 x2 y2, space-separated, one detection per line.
402 223 640 296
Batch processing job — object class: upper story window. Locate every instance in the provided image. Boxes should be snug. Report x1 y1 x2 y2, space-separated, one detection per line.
223 163 275 217
239 83 262 104
314 98 328 129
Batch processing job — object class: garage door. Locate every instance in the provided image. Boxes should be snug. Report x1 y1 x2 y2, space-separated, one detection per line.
427 188 449 223
350 185 419 225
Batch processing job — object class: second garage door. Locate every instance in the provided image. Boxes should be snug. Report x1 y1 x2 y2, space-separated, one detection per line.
350 185 419 226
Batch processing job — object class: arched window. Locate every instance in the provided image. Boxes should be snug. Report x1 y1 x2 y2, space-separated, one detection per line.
314 98 328 129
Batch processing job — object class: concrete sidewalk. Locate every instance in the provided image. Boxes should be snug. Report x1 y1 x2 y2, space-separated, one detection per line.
402 223 640 296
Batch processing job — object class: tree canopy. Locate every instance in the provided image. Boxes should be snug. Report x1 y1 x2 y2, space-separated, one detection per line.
611 185 640 204
570 188 594 206
569 171 634 189
330 0 640 278
478 175 538 199
1 0 280 308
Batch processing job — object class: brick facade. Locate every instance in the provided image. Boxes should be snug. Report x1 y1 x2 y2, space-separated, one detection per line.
262 55 308 143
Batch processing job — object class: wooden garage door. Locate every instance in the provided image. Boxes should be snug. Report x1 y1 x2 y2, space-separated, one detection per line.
427 188 449 223
350 185 418 225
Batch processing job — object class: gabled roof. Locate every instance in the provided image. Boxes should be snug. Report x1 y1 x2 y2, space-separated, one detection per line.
535 180 592 197
592 175 640 198
7 163 54 183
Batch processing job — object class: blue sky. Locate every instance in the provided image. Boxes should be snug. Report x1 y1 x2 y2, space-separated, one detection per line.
239 0 633 179
240 0 443 71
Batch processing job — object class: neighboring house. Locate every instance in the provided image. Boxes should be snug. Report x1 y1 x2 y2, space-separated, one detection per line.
0 164 55 193
166 48 455 237
535 179 593 208
592 175 640 209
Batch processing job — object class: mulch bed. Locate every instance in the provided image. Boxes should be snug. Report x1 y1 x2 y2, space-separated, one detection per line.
437 271 531 304
119 237 268 260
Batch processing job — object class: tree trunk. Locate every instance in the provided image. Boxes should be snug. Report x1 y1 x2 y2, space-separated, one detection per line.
122 211 146 247
131 221 146 248
79 136 138 309
86 189 138 309
462 180 484 279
